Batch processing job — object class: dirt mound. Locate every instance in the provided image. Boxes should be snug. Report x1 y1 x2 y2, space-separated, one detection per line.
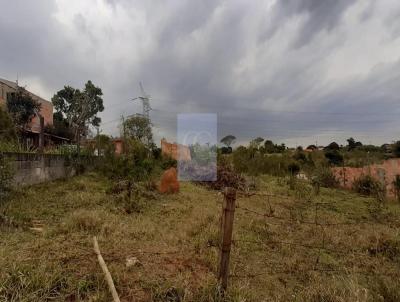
159 167 180 194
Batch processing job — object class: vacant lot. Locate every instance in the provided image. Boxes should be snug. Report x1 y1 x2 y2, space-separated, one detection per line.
1 173 400 301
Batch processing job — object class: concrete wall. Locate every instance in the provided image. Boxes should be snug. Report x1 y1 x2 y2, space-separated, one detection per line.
3 152 76 186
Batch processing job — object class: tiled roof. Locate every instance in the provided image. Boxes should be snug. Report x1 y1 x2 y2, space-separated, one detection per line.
0 77 51 104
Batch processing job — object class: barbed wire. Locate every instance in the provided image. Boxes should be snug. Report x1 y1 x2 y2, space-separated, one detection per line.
233 238 370 257
235 204 363 226
230 267 400 279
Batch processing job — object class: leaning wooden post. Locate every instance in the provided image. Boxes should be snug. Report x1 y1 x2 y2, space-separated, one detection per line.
218 187 237 292
93 237 121 302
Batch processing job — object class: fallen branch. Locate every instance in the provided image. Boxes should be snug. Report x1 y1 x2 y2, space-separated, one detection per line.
93 236 121 302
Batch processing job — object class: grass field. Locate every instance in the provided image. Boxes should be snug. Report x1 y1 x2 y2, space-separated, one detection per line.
1 173 400 301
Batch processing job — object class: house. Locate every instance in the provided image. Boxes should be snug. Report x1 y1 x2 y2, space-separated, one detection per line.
0 77 61 148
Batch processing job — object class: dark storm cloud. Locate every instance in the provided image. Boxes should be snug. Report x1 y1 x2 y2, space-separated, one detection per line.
1 0 400 146
261 0 357 47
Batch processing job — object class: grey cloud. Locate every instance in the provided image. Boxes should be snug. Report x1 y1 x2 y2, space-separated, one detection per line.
261 0 356 47
1 0 400 146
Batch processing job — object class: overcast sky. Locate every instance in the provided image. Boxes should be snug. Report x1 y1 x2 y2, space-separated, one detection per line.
1 0 400 147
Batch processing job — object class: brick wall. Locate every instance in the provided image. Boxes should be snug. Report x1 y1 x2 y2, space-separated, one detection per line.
332 158 400 197
161 139 191 161
0 81 53 131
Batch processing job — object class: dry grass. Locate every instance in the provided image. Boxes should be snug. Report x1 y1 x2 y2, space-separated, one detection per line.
1 173 400 301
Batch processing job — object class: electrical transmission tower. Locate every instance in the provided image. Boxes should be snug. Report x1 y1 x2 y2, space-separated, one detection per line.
132 82 151 120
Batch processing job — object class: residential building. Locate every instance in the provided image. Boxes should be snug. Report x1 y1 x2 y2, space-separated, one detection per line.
0 77 61 147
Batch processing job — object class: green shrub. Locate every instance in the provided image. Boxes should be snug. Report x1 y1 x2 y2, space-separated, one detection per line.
311 167 339 193
393 175 400 202
353 174 386 202
287 161 300 175
0 153 14 200
324 150 343 166
160 155 177 170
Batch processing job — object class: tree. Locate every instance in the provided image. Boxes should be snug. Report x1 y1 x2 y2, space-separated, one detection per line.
325 142 340 151
44 112 74 140
52 81 104 151
250 137 264 149
347 137 362 151
264 140 275 153
220 135 236 148
6 86 41 131
123 115 153 147
393 141 400 158
0 107 17 142
324 150 343 166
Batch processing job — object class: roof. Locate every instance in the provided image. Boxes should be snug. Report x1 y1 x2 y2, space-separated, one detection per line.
0 77 52 105
0 78 18 89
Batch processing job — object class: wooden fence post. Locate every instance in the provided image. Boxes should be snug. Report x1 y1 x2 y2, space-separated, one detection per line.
218 187 237 292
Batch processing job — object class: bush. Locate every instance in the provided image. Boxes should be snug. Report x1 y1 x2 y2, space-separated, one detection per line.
393 175 400 202
97 138 158 182
0 153 14 200
324 150 343 166
287 161 300 175
232 146 291 177
393 141 400 158
311 167 339 192
353 174 386 201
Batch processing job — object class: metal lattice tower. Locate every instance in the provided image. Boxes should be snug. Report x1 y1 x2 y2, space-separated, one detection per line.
132 82 151 120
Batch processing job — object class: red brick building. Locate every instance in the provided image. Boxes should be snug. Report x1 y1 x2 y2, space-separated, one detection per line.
0 78 56 147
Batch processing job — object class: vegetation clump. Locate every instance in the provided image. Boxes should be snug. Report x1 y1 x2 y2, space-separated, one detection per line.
311 167 339 194
352 174 386 201
393 175 400 202
0 153 14 201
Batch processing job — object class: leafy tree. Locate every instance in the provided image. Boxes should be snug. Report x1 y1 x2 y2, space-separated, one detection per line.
123 115 153 147
324 150 343 166
250 137 264 149
347 137 362 151
275 143 286 153
306 145 317 150
44 112 74 140
220 146 232 154
0 107 17 141
393 141 400 158
6 87 41 130
52 81 104 150
220 135 236 148
325 142 340 151
264 140 275 153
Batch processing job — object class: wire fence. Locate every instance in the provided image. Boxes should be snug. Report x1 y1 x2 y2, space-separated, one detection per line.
217 188 399 291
